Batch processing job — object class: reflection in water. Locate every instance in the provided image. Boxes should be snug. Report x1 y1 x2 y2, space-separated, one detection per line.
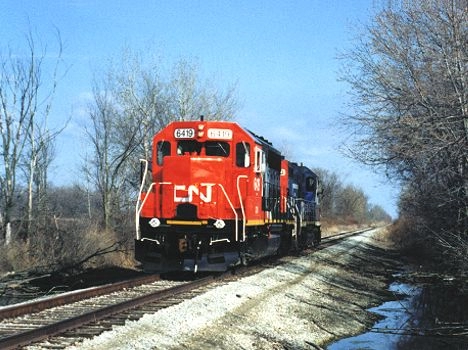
397 280 467 349
328 281 468 349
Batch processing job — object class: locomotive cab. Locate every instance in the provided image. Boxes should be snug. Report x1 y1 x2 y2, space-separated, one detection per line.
288 163 321 248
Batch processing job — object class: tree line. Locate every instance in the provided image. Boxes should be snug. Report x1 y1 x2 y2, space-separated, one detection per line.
315 168 391 225
340 0 467 270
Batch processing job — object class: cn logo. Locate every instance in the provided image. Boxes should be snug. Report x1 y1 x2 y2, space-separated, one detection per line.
174 183 214 203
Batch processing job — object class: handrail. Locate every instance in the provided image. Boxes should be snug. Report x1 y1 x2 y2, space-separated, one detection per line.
135 182 156 240
236 175 248 242
135 159 149 240
218 184 238 242
136 181 173 239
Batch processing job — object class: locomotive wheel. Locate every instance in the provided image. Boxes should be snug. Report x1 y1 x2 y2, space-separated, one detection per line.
291 235 299 251
240 254 248 266
278 233 292 256
312 229 321 247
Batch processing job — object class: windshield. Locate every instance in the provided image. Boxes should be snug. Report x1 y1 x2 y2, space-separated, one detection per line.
177 140 230 157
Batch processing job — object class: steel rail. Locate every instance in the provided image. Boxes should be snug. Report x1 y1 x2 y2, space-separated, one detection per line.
0 274 159 319
321 227 375 242
0 275 215 350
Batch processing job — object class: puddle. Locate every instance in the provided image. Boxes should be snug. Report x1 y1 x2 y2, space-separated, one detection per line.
328 280 468 349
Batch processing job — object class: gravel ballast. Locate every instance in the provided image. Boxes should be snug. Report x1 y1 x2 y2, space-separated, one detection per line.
68 228 400 350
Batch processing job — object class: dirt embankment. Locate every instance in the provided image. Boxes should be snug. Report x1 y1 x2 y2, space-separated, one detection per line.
71 228 402 350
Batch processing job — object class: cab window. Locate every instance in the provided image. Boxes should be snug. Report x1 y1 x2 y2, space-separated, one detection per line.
306 177 316 192
176 140 230 157
157 141 171 165
177 140 202 155
205 141 230 157
236 142 250 167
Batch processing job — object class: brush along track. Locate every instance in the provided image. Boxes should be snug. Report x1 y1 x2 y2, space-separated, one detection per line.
0 227 375 349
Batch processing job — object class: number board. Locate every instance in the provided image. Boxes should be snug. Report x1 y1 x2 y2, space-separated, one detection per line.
207 128 233 140
174 128 195 139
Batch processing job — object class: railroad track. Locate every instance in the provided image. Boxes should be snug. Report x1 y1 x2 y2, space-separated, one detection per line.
320 227 376 246
0 274 160 320
0 227 376 349
0 274 226 349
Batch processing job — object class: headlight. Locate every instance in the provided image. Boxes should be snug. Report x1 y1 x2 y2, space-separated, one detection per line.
214 219 225 229
149 218 161 228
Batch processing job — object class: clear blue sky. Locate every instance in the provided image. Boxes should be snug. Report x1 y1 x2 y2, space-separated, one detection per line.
1 0 399 218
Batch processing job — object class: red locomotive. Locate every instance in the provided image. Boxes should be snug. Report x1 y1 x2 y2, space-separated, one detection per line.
135 119 321 272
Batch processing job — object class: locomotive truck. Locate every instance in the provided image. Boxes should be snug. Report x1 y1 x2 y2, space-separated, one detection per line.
135 119 321 273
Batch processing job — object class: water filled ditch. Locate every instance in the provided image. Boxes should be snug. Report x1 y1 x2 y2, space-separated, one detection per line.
328 278 467 349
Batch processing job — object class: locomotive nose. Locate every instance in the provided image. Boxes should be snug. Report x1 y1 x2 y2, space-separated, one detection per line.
163 156 227 220
163 156 225 185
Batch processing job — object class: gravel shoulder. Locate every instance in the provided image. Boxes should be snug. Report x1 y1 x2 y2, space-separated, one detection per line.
69 228 401 350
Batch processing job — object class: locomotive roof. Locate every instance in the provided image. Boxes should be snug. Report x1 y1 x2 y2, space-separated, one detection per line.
245 128 282 157
289 161 318 179
162 120 283 157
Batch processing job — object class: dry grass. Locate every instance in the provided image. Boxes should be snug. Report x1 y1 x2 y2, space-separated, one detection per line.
0 241 32 272
0 219 133 275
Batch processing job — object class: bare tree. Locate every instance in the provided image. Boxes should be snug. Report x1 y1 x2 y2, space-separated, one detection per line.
335 185 369 224
340 0 467 264
313 168 343 218
367 204 392 223
84 51 240 232
26 124 54 232
0 30 63 243
84 81 139 231
168 59 239 121
105 48 168 161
